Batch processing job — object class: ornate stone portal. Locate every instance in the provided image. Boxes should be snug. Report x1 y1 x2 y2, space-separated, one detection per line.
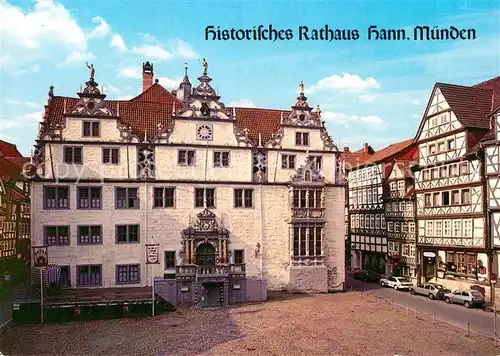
175 209 246 307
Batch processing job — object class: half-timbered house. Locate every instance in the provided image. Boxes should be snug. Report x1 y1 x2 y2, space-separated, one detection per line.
383 152 418 278
0 140 31 275
413 79 500 291
346 139 413 276
28 61 346 307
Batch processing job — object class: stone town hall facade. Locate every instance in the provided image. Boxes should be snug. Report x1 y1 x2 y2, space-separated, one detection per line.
29 60 345 306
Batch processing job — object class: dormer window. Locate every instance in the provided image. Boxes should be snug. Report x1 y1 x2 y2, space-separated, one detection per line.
83 121 100 137
295 132 309 146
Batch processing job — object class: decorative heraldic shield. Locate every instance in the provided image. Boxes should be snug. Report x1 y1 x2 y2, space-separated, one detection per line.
32 246 48 267
146 244 160 264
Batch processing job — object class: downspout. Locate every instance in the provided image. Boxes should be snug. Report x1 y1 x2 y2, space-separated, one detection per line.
144 177 149 286
413 169 421 285
48 140 55 180
126 144 130 179
478 143 494 302
259 182 264 279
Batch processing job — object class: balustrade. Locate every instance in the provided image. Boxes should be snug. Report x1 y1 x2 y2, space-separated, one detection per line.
291 208 325 219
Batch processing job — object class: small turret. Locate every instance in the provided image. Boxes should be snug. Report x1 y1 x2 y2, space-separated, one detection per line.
176 63 192 101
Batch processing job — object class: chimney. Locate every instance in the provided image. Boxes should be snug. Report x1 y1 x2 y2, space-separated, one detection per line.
343 146 350 152
142 61 154 92
363 143 369 154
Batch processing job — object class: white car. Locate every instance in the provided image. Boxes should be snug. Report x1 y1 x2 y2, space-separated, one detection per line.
380 276 414 291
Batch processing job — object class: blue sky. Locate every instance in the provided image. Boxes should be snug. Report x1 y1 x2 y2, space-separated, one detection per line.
0 0 499 155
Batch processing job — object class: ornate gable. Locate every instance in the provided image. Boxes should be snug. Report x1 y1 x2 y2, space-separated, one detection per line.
290 156 325 185
282 82 321 127
68 80 116 117
177 59 231 120
182 209 228 237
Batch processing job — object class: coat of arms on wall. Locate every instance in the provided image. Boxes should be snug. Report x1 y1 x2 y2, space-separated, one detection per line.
146 244 160 264
32 246 48 267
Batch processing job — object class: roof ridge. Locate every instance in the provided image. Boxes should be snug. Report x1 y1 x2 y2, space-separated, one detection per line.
474 76 500 88
437 82 494 92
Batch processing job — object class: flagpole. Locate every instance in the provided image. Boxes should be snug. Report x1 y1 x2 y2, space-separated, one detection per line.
40 269 44 323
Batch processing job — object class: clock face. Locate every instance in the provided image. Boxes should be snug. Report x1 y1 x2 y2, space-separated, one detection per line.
196 124 213 140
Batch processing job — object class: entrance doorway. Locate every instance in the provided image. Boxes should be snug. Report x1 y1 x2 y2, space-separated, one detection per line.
423 251 436 281
196 243 216 266
203 282 223 307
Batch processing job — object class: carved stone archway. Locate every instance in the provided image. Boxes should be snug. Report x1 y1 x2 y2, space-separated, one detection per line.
180 209 231 265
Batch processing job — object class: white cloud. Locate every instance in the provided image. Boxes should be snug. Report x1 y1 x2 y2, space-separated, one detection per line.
143 33 158 43
110 34 127 51
106 85 121 94
157 77 182 90
309 73 380 93
132 45 173 61
59 50 95 66
4 99 40 109
412 114 420 119
357 94 376 103
322 111 385 126
89 16 110 38
0 0 87 68
173 39 199 59
228 99 257 108
118 67 141 79
0 110 44 132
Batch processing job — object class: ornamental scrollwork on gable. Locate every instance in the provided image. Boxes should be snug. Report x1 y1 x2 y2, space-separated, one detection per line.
320 128 338 151
283 110 321 127
69 98 116 117
152 121 175 144
181 209 229 239
234 127 255 147
290 156 325 185
117 123 140 143
265 127 284 148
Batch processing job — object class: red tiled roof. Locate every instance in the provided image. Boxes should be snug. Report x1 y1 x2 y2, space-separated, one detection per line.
474 76 500 113
0 157 28 181
355 138 414 167
437 83 494 129
0 140 22 158
43 84 298 142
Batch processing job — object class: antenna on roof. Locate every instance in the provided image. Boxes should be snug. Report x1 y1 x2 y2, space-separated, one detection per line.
63 99 67 114
80 84 82 92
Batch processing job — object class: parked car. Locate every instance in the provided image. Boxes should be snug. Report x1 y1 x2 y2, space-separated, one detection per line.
410 283 451 300
352 270 381 283
443 289 485 308
379 276 414 291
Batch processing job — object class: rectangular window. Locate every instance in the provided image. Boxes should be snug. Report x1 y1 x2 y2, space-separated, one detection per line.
309 156 323 170
234 189 253 208
463 220 472 237
214 151 230 167
83 121 100 137
44 226 70 245
77 265 101 286
390 182 397 191
392 202 398 211
77 187 101 209
102 148 119 164
178 150 196 166
63 146 83 164
402 244 410 257
44 186 69 209
461 189 471 204
281 154 296 169
375 214 381 229
234 249 244 264
428 144 436 155
388 221 394 232
116 187 139 209
442 191 450 206
153 187 175 208
438 141 445 152
59 266 71 287
394 222 400 233
386 203 392 212
399 202 405 211
78 225 102 244
453 220 461 237
195 188 216 208
439 166 447 178
460 162 469 175
410 245 416 257
116 264 140 284
408 222 415 234
381 216 386 229
292 226 322 257
449 164 458 176
295 132 309 146
444 220 451 236
435 221 442 236
397 181 405 190
447 140 455 150
370 215 375 229
451 190 460 205
426 221 433 236
433 192 440 206
424 193 431 207
292 190 308 208
164 251 176 269
431 168 438 179
116 225 140 243
423 170 430 181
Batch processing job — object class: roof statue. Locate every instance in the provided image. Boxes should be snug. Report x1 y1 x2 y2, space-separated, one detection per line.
299 81 304 95
202 58 208 75
86 62 95 81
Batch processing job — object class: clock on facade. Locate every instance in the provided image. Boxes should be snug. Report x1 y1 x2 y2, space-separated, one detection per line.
196 124 213 141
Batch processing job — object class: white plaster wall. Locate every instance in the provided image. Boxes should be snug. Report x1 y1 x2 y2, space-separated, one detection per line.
62 116 122 142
